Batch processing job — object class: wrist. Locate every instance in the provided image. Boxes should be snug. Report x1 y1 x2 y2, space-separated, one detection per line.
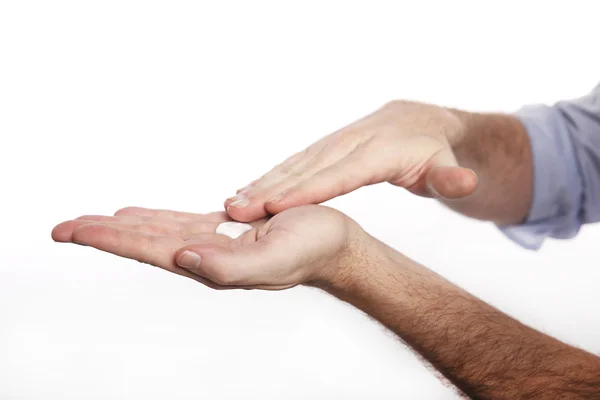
306 226 374 291
313 230 412 300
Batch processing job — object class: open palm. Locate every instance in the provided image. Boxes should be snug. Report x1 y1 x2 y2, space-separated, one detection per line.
52 205 355 290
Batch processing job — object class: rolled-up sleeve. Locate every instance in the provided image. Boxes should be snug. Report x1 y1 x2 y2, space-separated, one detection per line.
500 83 600 250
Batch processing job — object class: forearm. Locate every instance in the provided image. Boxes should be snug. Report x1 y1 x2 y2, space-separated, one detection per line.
321 237 600 399
447 110 533 225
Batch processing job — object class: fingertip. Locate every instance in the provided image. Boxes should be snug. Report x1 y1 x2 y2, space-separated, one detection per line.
51 222 71 242
463 168 478 189
428 166 478 199
51 220 94 242
114 207 133 216
227 180 259 208
225 207 256 223
226 203 267 223
223 196 240 210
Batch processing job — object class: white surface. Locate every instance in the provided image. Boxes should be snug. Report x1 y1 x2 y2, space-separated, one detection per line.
216 222 253 239
1 1 599 399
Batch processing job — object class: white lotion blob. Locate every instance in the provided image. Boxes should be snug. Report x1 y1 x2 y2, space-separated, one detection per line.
215 221 253 239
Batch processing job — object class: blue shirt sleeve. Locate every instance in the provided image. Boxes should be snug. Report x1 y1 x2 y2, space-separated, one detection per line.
500 83 600 250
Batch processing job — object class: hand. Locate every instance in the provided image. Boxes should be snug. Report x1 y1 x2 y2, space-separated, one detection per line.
224 101 478 222
51 205 361 290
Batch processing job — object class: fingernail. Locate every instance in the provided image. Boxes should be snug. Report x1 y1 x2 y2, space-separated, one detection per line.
177 250 202 269
228 196 249 209
268 192 285 203
226 194 244 203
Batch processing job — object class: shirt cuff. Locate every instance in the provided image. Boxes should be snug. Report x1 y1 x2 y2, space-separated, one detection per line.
498 104 583 250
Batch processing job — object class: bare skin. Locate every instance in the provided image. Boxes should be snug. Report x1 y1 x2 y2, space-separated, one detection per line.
224 101 532 226
52 205 600 398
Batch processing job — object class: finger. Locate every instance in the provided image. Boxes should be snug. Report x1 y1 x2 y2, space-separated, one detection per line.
115 207 229 223
76 215 124 222
225 130 358 221
69 221 239 256
70 224 230 283
425 148 477 199
225 178 294 222
224 147 325 221
175 238 297 287
228 153 305 206
264 149 371 214
55 215 263 244
71 224 185 269
224 194 273 223
226 158 341 222
251 148 313 191
53 216 150 242
87 218 232 240
76 215 205 239
224 190 281 223
52 220 97 242
224 110 378 217
70 223 246 289
173 236 293 290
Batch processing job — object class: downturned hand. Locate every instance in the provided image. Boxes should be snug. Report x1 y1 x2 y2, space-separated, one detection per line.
225 101 477 222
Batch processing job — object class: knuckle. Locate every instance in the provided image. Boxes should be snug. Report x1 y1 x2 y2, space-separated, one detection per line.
382 99 407 111
279 160 297 173
278 162 293 175
114 207 135 216
327 131 357 151
283 151 303 166
136 222 158 235
277 163 302 180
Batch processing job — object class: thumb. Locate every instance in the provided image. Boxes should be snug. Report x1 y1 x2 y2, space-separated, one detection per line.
425 148 478 199
175 239 296 287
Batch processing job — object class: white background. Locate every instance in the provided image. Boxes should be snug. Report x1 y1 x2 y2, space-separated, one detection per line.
1 1 599 399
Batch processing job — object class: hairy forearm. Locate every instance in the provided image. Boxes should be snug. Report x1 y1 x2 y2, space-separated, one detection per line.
446 109 533 225
323 237 600 399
